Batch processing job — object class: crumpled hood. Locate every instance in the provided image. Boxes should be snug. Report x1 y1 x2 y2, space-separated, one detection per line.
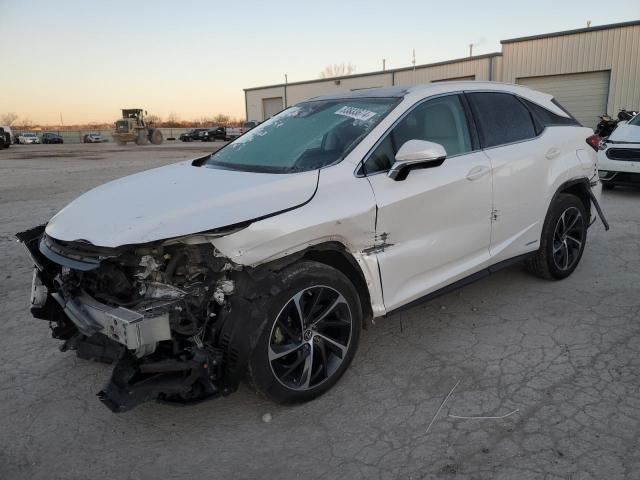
608 122 640 143
46 160 319 247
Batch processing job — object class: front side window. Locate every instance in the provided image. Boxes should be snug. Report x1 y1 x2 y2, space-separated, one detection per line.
203 98 398 173
467 92 536 148
363 94 473 174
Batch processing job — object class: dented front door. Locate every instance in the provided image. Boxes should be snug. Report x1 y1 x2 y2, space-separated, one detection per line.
366 150 493 312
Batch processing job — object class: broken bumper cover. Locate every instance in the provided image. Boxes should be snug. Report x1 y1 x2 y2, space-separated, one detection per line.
16 225 234 412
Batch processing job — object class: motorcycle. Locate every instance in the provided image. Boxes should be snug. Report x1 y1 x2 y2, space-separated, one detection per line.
595 114 618 138
594 109 639 138
617 109 639 122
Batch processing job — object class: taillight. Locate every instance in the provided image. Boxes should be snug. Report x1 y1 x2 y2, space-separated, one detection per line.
586 134 600 151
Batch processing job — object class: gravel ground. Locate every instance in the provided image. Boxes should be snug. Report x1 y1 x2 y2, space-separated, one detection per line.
1 143 639 479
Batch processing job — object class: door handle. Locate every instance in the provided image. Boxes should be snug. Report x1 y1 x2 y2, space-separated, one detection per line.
545 148 561 160
466 165 490 181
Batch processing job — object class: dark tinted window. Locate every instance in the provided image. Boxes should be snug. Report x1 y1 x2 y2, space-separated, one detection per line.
364 94 472 174
521 98 580 128
467 92 536 148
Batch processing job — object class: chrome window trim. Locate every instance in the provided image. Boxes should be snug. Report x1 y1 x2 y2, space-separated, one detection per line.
353 88 583 178
354 91 480 178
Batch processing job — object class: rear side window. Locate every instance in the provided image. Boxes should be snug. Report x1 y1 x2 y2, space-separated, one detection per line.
521 98 580 128
467 92 536 148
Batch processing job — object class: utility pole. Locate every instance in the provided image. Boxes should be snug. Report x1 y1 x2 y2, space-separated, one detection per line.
412 49 416 84
382 58 386 71
469 43 473 57
284 73 288 109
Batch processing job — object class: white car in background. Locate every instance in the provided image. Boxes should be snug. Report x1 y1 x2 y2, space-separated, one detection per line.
18 132 41 144
17 82 608 412
598 113 640 189
83 133 103 143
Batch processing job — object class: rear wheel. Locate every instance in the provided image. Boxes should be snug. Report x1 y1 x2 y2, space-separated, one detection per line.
526 194 587 280
247 261 362 403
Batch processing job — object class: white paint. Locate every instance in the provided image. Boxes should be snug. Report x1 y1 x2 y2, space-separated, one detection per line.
45 160 318 247
45 82 600 317
608 122 640 143
367 150 492 311
598 122 640 175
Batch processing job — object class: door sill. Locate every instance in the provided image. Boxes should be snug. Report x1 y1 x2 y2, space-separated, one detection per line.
389 252 535 315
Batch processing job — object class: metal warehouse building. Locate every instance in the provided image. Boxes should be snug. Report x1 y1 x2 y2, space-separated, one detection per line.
244 20 640 128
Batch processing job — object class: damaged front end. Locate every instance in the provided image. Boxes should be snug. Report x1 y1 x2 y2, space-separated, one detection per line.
17 225 242 412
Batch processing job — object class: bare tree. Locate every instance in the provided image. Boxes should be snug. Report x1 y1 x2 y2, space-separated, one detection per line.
196 116 214 127
1 112 18 126
213 114 231 125
165 112 180 127
319 63 356 79
146 114 161 125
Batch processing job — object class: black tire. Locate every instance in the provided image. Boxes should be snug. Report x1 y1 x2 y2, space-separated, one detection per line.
149 129 163 145
602 183 615 191
526 193 588 280
247 261 362 404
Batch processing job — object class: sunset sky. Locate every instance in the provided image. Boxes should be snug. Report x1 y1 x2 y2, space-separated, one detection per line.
2 0 639 125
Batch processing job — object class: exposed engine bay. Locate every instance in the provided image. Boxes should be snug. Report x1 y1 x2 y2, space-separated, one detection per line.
17 225 250 412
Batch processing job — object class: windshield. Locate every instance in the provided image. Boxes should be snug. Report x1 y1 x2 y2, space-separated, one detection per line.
24 133 36 137
629 113 640 126
203 98 398 173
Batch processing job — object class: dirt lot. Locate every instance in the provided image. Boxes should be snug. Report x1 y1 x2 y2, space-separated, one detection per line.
1 143 639 479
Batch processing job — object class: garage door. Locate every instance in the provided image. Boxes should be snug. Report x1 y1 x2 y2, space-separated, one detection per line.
517 71 610 129
262 97 283 120
431 75 475 83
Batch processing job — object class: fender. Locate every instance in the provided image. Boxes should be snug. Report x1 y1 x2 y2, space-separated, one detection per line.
210 161 386 317
550 176 609 230
215 242 374 393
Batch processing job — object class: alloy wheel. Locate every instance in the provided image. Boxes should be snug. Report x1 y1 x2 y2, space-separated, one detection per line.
552 206 584 271
268 285 353 391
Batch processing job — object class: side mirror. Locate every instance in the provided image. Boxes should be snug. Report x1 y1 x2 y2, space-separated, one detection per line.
388 140 447 181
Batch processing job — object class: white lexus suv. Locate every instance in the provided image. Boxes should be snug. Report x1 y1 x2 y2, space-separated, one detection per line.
18 82 607 412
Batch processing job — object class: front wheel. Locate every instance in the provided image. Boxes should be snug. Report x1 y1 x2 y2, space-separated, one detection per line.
247 261 362 403
526 193 588 280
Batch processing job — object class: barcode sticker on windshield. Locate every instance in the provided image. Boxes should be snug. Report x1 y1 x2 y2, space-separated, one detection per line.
334 106 377 122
